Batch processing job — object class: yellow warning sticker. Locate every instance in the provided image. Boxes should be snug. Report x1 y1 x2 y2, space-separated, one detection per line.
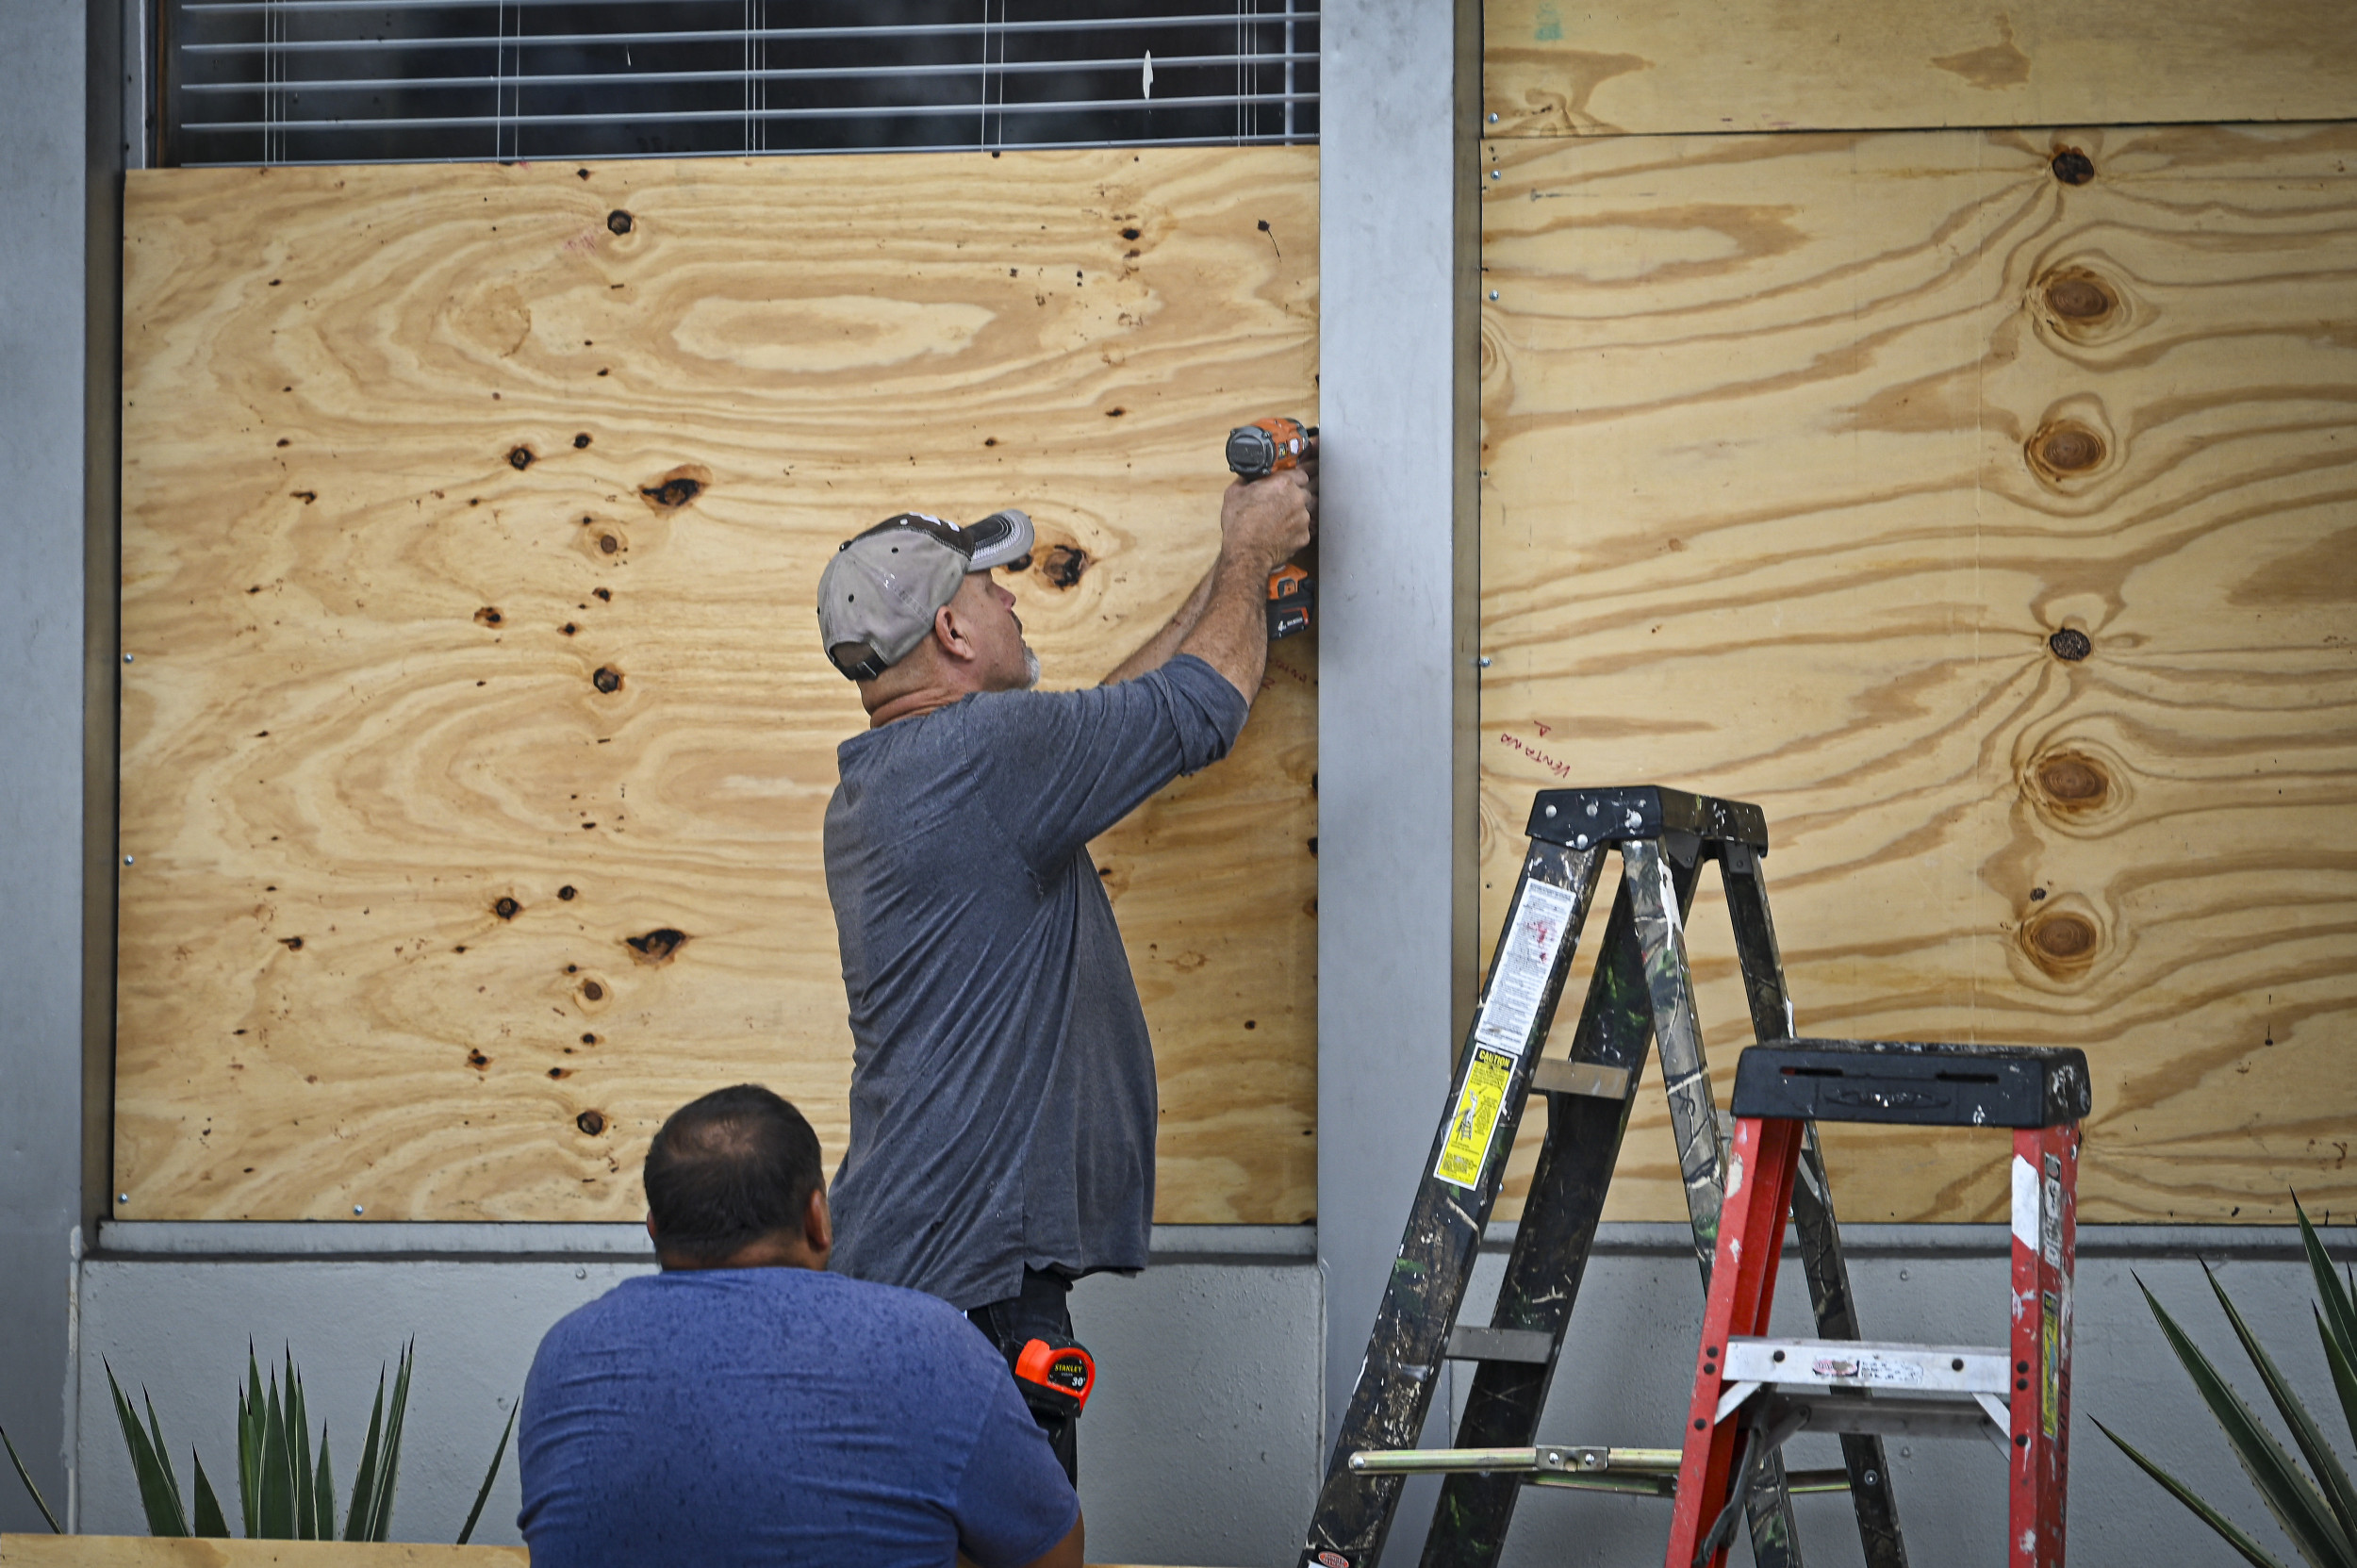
2041 1291 2060 1439
1434 1048 1515 1189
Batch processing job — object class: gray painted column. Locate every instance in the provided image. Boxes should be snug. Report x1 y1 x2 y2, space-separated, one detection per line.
0 0 120 1534
1316 0 1483 1451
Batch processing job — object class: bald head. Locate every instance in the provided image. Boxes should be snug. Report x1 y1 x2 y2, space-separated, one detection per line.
643 1085 829 1270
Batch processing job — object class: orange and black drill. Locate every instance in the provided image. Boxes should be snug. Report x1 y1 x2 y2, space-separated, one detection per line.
1225 416 1316 640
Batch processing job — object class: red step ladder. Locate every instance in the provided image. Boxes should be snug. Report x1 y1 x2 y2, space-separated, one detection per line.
1665 1040 2091 1568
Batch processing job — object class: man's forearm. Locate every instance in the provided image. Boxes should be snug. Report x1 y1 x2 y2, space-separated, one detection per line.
1174 547 1280 704
1099 559 1219 685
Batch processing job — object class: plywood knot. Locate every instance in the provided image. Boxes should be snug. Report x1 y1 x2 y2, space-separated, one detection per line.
592 666 624 694
2047 628 2092 662
2050 148 2095 186
625 928 690 964
2021 739 2130 830
606 209 634 235
474 605 503 627
2036 753 2108 807
493 896 521 920
2020 905 2102 980
2044 276 2114 322
576 1109 607 1135
573 432 593 449
558 884 577 900
580 977 606 1001
1036 544 1091 588
639 464 710 512
509 445 535 470
2029 423 2105 478
467 1048 490 1071
2031 264 2135 348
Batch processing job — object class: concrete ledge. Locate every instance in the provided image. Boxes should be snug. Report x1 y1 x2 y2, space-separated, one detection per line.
92 1221 1317 1263
1482 1220 2357 1259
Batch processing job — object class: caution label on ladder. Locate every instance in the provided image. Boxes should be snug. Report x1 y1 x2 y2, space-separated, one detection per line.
1434 1048 1515 1188
1474 878 1580 1056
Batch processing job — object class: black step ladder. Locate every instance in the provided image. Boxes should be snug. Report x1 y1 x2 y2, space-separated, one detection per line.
1298 786 1907 1568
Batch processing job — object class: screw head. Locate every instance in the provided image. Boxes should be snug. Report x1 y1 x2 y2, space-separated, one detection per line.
118 1193 129 1203
1489 169 1501 180
1477 654 1492 668
1864 1469 1880 1486
354 1205 365 1215
1488 290 1499 301
123 653 134 663
123 854 134 866
1488 112 1500 123
1543 804 1558 818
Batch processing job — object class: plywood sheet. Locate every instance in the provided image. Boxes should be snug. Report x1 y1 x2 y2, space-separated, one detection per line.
117 149 1318 1223
1479 124 2357 1225
1485 0 2357 140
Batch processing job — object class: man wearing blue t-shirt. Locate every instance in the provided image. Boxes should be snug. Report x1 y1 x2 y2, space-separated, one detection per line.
518 1085 1081 1568
816 454 1314 1480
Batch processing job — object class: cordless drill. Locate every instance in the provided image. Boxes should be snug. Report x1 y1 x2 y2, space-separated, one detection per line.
1225 417 1315 640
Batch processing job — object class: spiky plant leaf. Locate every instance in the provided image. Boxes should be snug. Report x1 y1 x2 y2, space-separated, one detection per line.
1 1423 63 1533
2138 1276 2351 1568
364 1341 416 1542
258 1361 294 1539
239 1345 266 1539
287 1348 314 1540
2323 1309 2357 1465
2097 1417 2297 1568
313 1428 335 1542
2207 1263 2357 1555
191 1450 231 1538
342 1368 387 1542
456 1399 519 1546
2298 1197 2357 1372
103 1362 188 1537
140 1390 190 1530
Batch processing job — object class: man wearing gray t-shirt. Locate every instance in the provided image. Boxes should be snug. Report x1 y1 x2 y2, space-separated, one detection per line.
816 454 1313 1478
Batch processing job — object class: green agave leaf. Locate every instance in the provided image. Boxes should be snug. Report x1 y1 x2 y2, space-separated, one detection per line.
366 1341 416 1543
2208 1263 2357 1556
313 1428 335 1543
2140 1276 2349 1568
239 1345 265 1540
2297 1197 2357 1376
287 1347 314 1541
258 1361 294 1539
456 1399 519 1546
2097 1417 2296 1568
0 1422 64 1533
342 1368 388 1542
2322 1309 2357 1470
191 1450 232 1539
104 1362 189 1537
140 1389 190 1529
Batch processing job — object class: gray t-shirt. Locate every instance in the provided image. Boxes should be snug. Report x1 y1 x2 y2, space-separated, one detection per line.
822 654 1250 1309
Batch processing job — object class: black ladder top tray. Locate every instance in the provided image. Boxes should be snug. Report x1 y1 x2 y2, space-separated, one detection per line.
1732 1039 2092 1129
1525 785 1769 853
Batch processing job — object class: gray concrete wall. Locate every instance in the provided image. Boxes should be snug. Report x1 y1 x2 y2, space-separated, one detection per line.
0 0 116 1536
72 1245 1323 1564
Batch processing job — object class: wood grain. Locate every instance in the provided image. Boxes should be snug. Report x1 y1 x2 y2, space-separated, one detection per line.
1484 0 2357 140
1479 124 2357 1225
117 149 1318 1223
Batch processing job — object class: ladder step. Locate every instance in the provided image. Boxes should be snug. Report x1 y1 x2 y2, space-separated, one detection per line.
1529 1057 1631 1099
1722 1335 2009 1394
1444 1325 1556 1364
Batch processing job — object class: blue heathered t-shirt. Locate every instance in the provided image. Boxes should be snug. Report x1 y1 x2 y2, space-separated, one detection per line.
516 1267 1078 1568
823 655 1249 1309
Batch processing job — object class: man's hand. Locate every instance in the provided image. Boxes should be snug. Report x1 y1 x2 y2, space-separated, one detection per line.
1218 462 1316 578
1099 434 1318 693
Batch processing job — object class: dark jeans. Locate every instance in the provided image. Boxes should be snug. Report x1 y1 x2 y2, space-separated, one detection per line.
967 1267 1080 1484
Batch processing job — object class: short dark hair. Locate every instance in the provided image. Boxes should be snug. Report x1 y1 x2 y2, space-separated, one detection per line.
643 1085 823 1264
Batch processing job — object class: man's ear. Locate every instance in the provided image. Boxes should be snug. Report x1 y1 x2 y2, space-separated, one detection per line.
931 601 978 666
805 1187 832 1259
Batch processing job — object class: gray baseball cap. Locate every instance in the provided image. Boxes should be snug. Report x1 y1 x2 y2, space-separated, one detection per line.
816 508 1035 681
